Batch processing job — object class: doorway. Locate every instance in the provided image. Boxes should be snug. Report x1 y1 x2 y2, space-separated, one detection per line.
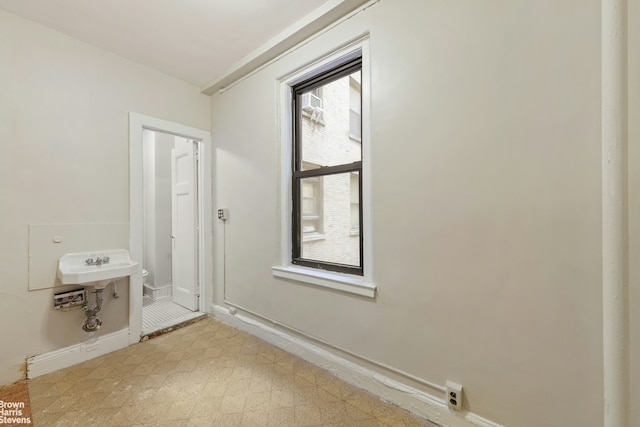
141 130 200 334
129 113 212 343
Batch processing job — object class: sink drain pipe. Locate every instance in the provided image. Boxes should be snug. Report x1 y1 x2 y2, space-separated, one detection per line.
82 288 104 332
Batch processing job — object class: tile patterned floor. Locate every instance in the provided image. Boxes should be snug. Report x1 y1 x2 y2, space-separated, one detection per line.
28 316 439 427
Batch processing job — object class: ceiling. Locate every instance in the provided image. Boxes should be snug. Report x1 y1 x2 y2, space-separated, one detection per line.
0 0 337 88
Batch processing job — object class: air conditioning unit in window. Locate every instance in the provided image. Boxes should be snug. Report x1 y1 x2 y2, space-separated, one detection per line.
301 93 323 113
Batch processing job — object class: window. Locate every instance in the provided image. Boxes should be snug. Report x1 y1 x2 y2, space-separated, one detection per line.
273 41 374 298
292 53 363 275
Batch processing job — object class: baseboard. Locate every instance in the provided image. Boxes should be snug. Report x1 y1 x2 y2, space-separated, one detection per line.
212 304 501 427
143 283 172 300
27 328 130 379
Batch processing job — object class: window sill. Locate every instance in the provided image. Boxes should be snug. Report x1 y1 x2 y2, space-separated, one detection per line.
302 233 325 242
272 266 376 298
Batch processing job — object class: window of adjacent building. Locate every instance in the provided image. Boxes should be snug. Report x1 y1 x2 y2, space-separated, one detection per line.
301 162 323 239
349 76 361 141
291 53 363 275
350 172 360 235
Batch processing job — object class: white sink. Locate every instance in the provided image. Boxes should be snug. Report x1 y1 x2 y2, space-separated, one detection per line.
58 249 140 288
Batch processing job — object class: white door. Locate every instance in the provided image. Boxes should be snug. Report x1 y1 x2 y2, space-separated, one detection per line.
171 138 199 311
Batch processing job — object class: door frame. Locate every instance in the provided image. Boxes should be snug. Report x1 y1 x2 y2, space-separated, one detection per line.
129 112 212 344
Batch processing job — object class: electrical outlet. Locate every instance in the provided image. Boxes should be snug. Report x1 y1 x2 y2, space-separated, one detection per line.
446 381 463 411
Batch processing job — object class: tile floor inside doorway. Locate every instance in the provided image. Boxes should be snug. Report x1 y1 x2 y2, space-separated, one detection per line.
28 316 439 427
142 295 202 335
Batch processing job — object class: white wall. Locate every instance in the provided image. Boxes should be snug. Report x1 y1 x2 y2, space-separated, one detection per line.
628 1 640 426
155 133 174 288
143 131 174 288
155 134 174 287
0 9 209 385
143 130 157 285
211 1 607 426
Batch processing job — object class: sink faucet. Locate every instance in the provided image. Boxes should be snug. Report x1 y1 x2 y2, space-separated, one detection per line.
85 256 110 266
95 256 110 265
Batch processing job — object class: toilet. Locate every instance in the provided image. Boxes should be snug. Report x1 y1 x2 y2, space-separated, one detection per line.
141 269 172 300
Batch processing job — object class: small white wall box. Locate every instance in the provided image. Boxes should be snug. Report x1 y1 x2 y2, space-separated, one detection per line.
54 289 85 310
217 208 229 220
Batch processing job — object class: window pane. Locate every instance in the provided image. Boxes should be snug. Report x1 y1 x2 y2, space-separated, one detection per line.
300 172 360 266
299 71 362 171
291 53 363 275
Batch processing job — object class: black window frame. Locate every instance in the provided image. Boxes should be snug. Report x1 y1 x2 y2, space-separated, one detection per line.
291 53 363 276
